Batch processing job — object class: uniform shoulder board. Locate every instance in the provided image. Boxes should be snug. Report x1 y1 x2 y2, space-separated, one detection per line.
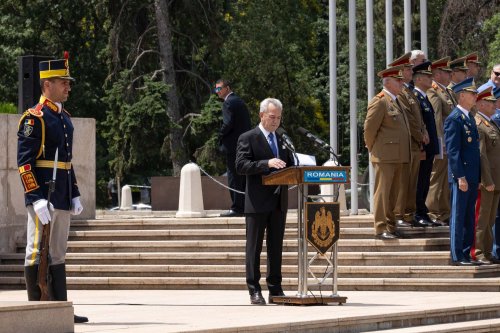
63 109 72 117
376 91 384 98
475 116 482 126
27 108 43 117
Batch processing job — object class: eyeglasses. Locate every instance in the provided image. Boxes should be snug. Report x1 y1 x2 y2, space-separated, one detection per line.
214 86 224 93
493 71 500 77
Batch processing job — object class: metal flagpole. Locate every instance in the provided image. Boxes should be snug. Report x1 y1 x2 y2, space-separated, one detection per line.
349 0 358 215
420 0 428 56
404 0 411 52
367 0 375 214
329 0 338 156
386 0 393 66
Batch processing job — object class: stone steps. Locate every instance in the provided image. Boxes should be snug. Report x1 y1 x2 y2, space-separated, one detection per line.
1 276 499 291
0 251 477 266
2 263 497 278
64 227 448 241
59 238 450 253
365 318 500 333
1 213 499 292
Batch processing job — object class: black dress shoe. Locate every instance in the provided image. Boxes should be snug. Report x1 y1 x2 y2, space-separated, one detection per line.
375 231 399 240
220 210 244 217
268 291 285 304
490 257 500 264
74 314 88 323
412 218 432 228
469 259 484 266
250 291 266 305
392 230 408 239
396 219 413 228
431 219 447 227
450 260 474 266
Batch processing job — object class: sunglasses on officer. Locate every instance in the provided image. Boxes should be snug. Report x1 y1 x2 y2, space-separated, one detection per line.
494 71 500 77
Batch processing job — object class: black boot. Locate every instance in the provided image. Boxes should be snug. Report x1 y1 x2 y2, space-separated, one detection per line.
24 265 41 301
50 264 88 324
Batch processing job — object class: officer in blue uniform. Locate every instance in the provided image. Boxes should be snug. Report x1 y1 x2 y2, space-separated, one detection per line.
490 87 500 263
444 77 481 266
17 53 88 323
412 61 440 226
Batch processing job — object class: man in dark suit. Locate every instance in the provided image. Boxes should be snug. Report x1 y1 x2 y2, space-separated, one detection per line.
235 98 294 305
444 77 481 266
216 79 251 217
412 62 440 226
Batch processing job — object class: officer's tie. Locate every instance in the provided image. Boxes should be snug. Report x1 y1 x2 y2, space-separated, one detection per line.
268 132 278 157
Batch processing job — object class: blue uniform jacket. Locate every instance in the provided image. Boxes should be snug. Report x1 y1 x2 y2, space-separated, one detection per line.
444 107 480 184
17 96 80 210
414 89 439 157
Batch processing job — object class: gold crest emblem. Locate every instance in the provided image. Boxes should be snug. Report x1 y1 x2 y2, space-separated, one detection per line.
306 203 340 254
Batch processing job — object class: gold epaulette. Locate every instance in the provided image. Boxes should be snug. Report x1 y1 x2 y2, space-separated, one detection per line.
27 107 43 117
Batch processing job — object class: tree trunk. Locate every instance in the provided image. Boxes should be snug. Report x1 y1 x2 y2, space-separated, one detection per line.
154 0 187 176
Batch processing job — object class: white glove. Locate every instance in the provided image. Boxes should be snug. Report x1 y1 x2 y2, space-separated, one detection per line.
33 199 53 225
71 196 83 215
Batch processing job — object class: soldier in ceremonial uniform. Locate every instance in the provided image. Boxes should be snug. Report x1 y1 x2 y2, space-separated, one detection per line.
465 52 481 79
17 53 88 323
473 87 500 265
426 57 454 226
390 53 430 228
412 62 440 227
364 65 410 239
444 77 481 266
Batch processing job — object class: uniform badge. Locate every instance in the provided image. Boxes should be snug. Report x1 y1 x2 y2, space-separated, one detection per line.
467 137 472 143
23 124 33 137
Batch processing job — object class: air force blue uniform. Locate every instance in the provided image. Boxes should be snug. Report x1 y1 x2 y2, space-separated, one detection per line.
444 107 480 262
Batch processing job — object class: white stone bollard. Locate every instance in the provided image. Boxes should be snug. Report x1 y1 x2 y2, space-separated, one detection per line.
320 160 348 216
176 163 206 218
120 185 133 210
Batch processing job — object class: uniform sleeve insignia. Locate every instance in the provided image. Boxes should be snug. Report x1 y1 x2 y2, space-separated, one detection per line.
27 108 43 117
23 124 33 137
19 168 39 193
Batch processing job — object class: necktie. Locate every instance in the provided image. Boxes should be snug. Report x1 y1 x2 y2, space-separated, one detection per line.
268 132 278 157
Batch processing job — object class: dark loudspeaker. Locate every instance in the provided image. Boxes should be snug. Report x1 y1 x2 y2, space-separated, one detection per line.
17 55 54 114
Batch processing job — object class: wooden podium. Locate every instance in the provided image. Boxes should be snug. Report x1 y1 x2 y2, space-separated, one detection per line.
263 166 350 305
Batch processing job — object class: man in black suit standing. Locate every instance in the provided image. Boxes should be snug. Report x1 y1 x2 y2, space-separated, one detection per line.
236 98 294 305
216 79 251 217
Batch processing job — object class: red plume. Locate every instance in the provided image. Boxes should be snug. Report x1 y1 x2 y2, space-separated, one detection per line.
64 51 69 60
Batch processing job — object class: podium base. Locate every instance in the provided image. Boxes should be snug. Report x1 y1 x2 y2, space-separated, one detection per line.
271 295 347 305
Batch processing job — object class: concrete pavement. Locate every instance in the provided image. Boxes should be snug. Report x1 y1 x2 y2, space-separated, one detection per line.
1 289 499 332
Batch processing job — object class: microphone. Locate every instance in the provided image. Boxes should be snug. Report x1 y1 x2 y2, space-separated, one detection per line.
297 127 339 160
276 127 296 151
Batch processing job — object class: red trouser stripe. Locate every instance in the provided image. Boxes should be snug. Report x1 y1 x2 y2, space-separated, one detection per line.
472 189 481 260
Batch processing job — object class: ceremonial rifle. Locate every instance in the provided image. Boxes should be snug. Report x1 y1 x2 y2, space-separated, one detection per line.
38 148 58 301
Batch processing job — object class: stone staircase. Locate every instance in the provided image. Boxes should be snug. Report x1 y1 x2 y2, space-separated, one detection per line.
0 213 499 291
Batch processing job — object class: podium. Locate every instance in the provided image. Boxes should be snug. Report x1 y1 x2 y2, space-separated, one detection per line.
263 166 350 305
